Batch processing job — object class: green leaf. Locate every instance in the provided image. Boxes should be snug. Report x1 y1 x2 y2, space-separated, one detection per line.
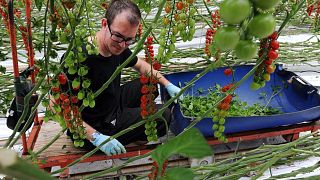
151 128 212 169
162 167 194 180
35 0 43 11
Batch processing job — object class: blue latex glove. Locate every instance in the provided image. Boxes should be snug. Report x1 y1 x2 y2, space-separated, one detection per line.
91 133 126 156
165 83 183 100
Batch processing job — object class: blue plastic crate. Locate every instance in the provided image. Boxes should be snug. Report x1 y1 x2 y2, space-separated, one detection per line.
160 65 320 137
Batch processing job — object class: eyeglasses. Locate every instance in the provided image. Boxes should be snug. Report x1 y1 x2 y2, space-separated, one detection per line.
107 24 137 45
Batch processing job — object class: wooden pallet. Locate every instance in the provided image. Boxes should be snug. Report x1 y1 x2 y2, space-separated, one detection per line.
33 121 87 159
27 119 320 178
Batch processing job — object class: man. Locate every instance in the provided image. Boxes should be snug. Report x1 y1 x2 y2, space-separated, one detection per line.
67 0 181 156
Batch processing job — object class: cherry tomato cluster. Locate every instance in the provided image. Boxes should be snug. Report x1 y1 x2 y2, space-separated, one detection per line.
145 37 155 63
306 0 320 30
306 0 320 17
174 0 196 42
47 73 86 147
204 10 221 58
251 31 279 90
157 0 196 63
211 10 221 28
205 29 214 57
147 160 168 180
141 37 159 142
45 0 98 147
212 83 234 142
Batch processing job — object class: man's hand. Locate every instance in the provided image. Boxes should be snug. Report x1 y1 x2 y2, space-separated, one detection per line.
165 83 183 100
90 133 126 156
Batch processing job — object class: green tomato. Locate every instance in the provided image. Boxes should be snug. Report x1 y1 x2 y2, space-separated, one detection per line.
83 98 89 107
41 99 49 107
158 46 165 57
180 30 188 42
248 14 276 39
145 129 151 136
68 66 77 75
160 29 167 36
188 32 194 41
259 80 266 88
89 12 94 18
147 136 154 142
177 23 185 31
214 27 240 51
78 90 85 100
219 118 226 125
220 0 252 24
82 80 91 88
214 131 222 138
170 35 176 43
159 38 166 46
219 136 228 143
250 81 261 90
218 126 225 132
213 116 219 123
89 100 95 108
145 123 151 129
169 43 175 52
190 8 197 16
72 79 80 89
78 141 84 147
73 134 79 140
263 73 270 81
219 110 228 117
150 121 157 128
172 26 179 35
235 40 258 60
73 141 80 147
252 0 280 10
180 13 187 21
189 19 195 27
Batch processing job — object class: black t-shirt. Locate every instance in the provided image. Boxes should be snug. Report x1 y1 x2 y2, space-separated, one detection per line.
72 48 138 130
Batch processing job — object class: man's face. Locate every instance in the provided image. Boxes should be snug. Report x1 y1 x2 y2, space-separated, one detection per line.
103 11 139 55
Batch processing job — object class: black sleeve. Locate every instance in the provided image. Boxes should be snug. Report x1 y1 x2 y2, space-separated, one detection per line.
122 48 138 68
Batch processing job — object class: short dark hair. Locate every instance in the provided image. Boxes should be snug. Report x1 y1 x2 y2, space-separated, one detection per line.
105 0 141 26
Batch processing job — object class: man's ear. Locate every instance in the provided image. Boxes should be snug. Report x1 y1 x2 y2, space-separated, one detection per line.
101 18 107 29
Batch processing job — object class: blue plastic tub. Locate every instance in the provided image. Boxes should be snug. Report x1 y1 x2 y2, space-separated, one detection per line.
160 65 320 137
